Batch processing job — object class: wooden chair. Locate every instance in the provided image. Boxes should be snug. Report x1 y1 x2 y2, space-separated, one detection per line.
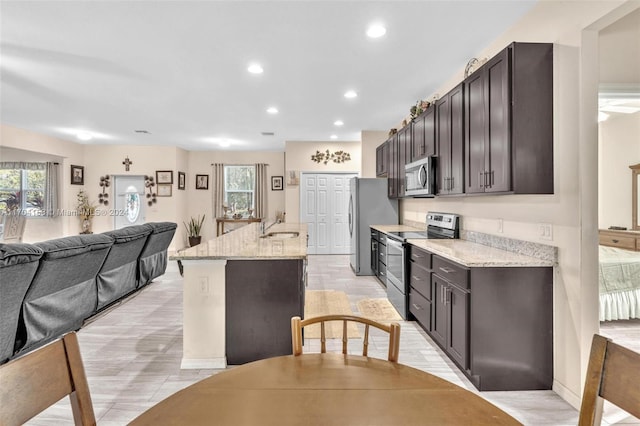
0 332 96 426
578 334 640 425
291 314 401 362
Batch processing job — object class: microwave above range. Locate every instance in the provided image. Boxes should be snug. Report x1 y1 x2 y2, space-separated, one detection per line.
404 156 436 197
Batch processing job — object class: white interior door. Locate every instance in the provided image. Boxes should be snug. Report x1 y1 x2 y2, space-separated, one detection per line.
300 172 355 255
113 175 146 229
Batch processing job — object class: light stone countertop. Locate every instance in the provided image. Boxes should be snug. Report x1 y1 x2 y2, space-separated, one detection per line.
408 239 554 267
170 222 308 260
371 224 423 233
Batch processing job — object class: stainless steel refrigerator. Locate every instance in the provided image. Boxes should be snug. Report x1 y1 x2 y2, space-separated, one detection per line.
349 177 398 275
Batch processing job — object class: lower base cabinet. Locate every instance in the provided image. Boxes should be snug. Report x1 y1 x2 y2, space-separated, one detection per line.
225 259 305 365
409 245 553 391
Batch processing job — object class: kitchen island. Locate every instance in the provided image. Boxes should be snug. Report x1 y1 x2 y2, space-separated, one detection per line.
171 222 308 368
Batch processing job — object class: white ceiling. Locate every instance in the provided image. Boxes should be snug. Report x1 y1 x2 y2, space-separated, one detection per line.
1 1 538 152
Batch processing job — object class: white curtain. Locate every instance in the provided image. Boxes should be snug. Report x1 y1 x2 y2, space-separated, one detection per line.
255 163 268 218
211 163 225 218
44 162 58 217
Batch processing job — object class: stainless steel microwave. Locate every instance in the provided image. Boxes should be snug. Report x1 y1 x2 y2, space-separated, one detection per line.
405 156 436 197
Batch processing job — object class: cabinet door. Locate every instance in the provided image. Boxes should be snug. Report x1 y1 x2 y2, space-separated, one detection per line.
376 145 384 176
398 127 407 197
447 284 469 369
431 275 447 347
465 70 486 194
484 49 511 193
449 84 465 195
436 95 451 194
388 135 398 198
412 113 425 162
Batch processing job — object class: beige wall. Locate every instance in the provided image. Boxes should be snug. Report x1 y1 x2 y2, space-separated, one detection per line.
361 130 387 178
284 141 361 221
599 113 640 229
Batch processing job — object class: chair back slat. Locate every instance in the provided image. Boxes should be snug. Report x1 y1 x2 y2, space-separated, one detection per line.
0 332 96 426
578 334 640 425
291 314 401 362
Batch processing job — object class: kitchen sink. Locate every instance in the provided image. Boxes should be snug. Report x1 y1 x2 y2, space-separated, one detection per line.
260 231 300 239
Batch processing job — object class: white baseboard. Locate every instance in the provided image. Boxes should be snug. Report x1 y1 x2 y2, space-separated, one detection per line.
181 357 227 369
553 379 581 409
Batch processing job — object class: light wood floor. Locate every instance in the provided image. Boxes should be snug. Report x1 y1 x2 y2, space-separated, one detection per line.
25 255 639 425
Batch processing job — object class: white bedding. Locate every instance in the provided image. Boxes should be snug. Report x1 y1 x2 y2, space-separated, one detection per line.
599 246 640 321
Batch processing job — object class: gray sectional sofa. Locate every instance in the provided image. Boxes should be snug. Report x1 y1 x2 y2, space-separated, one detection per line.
0 222 177 363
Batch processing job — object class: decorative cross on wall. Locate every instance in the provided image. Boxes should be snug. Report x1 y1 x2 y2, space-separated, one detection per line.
122 156 133 171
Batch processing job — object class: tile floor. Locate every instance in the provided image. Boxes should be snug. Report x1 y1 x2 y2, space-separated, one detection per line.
26 255 639 425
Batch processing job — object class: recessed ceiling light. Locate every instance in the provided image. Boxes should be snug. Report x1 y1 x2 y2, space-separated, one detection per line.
330 135 338 140
247 63 264 74
344 90 357 99
366 24 386 39
219 139 231 148
334 120 344 126
77 132 93 141
267 107 278 114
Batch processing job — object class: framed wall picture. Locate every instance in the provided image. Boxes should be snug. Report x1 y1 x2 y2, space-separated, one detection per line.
71 165 84 185
156 170 173 184
271 176 283 191
286 170 299 186
178 171 186 190
196 174 209 190
157 184 172 197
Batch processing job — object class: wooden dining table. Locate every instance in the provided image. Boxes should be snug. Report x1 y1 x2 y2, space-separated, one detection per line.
130 353 522 425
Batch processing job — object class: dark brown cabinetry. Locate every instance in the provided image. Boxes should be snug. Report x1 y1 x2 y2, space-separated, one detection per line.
464 42 553 194
408 245 432 330
408 243 553 391
431 257 470 369
370 229 379 276
396 124 412 197
411 106 436 162
377 232 388 286
436 83 465 195
387 134 398 198
225 259 305 364
376 142 389 177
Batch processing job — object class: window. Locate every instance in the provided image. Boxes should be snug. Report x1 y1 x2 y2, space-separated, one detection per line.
0 169 46 214
224 165 255 214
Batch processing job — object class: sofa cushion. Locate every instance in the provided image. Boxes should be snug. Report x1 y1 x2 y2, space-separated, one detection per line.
35 234 113 260
0 243 43 268
103 224 152 244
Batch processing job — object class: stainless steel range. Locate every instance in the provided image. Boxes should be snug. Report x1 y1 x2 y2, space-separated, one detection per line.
385 212 460 319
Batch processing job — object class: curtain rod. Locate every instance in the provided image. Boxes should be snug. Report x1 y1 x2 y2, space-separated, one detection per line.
210 163 269 166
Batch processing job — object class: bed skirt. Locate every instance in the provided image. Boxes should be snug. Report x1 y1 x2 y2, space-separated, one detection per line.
600 288 640 321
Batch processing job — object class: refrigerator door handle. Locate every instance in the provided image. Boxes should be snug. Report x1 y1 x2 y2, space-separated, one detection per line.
348 194 353 237
418 164 428 188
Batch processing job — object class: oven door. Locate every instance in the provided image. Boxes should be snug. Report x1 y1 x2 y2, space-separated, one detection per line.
385 236 407 319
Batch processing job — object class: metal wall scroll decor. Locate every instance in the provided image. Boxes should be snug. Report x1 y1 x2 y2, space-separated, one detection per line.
98 175 110 206
144 175 157 206
311 149 351 165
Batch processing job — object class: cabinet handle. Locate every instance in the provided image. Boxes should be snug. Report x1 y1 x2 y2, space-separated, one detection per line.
380 271 385 276
412 303 422 311
612 239 619 243
446 288 452 304
490 170 494 188
412 275 421 281
439 267 455 274
479 172 485 188
440 284 445 304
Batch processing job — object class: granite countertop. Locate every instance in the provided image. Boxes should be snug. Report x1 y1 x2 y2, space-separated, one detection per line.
371 224 423 233
408 239 554 267
170 222 308 260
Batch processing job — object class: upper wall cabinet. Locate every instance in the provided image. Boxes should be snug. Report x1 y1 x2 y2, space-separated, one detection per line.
411 106 436 162
376 141 389 177
437 83 465 195
397 124 412 197
464 42 553 194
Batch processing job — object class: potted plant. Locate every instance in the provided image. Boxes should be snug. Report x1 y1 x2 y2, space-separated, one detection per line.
184 214 205 247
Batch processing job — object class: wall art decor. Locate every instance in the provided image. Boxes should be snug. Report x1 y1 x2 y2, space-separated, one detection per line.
156 170 173 184
310 150 351 165
71 165 84 185
271 176 283 191
196 174 209 190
